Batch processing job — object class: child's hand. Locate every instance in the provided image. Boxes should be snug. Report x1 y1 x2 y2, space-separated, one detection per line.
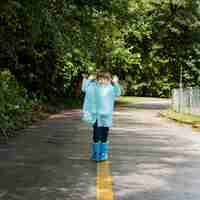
88 74 96 80
82 73 88 79
112 75 119 84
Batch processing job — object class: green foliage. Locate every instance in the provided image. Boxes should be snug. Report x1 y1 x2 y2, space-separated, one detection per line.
0 69 35 140
122 0 200 96
1 0 200 103
161 109 200 126
60 50 96 96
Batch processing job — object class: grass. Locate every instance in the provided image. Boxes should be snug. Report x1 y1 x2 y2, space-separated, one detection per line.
116 96 169 105
117 96 168 102
1 97 82 143
31 110 49 122
160 109 200 131
64 96 168 109
64 98 82 109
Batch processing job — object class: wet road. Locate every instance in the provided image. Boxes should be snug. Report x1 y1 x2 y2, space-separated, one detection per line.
1 99 200 200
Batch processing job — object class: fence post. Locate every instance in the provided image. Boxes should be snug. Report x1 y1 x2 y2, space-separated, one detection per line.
171 89 174 110
179 87 183 113
172 87 200 116
189 87 192 114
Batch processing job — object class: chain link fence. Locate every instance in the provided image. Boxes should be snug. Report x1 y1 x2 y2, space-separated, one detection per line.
171 87 200 116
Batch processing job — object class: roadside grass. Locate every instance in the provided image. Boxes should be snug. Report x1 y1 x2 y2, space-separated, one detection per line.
64 98 82 109
0 97 82 143
117 96 168 102
32 97 82 121
160 109 200 131
40 98 82 114
116 96 169 106
20 98 82 126
31 109 49 122
117 97 200 132
63 96 168 109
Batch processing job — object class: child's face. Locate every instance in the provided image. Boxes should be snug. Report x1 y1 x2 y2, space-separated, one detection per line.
98 78 110 85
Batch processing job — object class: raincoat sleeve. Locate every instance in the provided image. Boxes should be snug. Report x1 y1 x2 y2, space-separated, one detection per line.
82 80 97 125
81 79 86 92
112 83 121 97
81 79 91 92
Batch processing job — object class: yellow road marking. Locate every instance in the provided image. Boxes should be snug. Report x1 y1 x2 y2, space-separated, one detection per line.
96 161 113 200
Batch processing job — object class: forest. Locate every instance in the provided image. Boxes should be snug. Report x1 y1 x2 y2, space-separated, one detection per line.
0 0 200 138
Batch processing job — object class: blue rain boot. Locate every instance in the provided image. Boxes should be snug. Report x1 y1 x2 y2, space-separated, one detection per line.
99 142 109 161
91 143 101 161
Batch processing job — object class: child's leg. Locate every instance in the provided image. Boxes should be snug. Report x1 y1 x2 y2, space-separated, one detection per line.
91 121 101 160
100 127 109 143
93 121 101 143
99 127 109 161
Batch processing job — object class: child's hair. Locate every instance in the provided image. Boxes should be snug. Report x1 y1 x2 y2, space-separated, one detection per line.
97 71 111 81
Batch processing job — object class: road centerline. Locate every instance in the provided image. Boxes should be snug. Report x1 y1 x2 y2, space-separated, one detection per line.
96 161 113 200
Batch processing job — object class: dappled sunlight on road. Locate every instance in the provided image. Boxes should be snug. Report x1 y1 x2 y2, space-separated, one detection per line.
1 100 200 199
110 100 200 200
49 109 81 119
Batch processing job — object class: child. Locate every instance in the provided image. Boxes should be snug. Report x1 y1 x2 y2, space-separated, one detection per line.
82 71 121 161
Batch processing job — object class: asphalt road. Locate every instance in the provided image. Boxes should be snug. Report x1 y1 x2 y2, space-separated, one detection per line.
0 99 200 200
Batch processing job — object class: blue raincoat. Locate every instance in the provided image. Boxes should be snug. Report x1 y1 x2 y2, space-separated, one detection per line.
82 79 121 127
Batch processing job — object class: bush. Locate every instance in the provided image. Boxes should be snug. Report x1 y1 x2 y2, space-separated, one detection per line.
0 69 35 140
